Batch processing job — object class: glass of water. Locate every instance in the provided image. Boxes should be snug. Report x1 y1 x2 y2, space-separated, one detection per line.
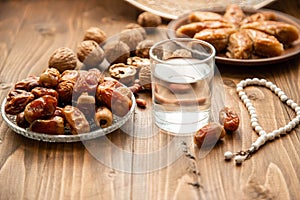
149 38 216 135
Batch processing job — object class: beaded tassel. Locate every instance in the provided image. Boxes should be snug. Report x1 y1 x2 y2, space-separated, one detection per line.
224 78 300 165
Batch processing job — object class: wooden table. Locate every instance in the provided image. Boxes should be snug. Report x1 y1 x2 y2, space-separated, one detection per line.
1 0 300 199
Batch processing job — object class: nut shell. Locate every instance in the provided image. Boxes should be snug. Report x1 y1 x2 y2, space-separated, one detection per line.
48 47 77 73
138 64 152 90
109 63 136 86
83 27 107 45
77 40 105 67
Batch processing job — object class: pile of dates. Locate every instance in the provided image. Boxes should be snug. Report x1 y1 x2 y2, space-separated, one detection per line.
4 68 133 135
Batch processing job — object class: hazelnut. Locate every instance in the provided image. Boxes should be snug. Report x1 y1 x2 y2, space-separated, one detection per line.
83 27 107 45
109 63 136 86
119 29 144 51
194 122 226 148
125 23 147 39
138 63 151 90
136 40 155 58
137 12 162 27
104 40 130 64
48 47 77 73
77 40 105 67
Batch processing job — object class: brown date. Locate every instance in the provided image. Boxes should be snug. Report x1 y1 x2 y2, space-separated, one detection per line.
39 68 60 88
94 106 113 128
31 87 58 99
56 80 75 105
194 122 226 148
63 105 90 134
24 95 57 123
16 112 30 128
219 107 240 132
76 92 96 119
14 76 40 91
96 79 132 117
5 89 35 115
73 68 103 97
30 116 65 135
60 70 79 83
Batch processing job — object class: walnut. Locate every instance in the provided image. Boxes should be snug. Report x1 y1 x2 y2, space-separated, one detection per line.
77 40 105 67
138 62 151 90
127 56 150 75
135 40 154 58
137 12 162 27
119 29 144 51
104 40 130 64
48 47 77 73
125 23 147 39
109 63 136 86
83 27 107 45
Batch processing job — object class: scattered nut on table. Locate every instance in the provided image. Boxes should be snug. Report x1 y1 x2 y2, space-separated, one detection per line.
83 26 107 45
77 40 105 67
137 11 162 28
48 47 77 73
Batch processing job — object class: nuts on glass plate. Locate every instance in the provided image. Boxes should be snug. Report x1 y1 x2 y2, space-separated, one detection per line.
219 107 240 132
194 122 226 148
94 106 113 128
83 26 107 45
5 89 35 115
24 95 57 123
48 47 77 73
63 105 90 134
29 116 65 135
39 68 60 88
14 76 40 91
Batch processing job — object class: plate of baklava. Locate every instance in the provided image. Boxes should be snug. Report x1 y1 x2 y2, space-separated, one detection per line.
168 4 300 65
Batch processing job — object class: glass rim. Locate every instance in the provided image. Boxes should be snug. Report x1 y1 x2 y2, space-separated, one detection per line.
149 38 216 65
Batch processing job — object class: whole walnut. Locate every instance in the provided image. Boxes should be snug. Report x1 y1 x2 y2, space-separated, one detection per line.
136 40 155 58
104 40 130 64
125 23 147 39
83 27 107 45
77 40 105 67
48 47 77 73
119 29 144 51
137 12 162 27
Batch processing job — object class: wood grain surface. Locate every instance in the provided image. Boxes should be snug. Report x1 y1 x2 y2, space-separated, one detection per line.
0 0 300 200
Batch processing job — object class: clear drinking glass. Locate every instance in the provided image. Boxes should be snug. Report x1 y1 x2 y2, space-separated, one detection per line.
150 38 216 135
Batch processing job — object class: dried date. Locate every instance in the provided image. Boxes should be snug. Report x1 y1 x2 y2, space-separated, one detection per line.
14 76 40 91
96 80 132 117
30 116 65 134
5 89 35 115
194 122 226 148
16 112 30 128
39 68 60 88
219 107 240 132
63 105 90 134
24 95 57 123
94 106 113 128
31 87 58 99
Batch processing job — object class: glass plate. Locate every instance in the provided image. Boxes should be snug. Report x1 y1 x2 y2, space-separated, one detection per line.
125 0 276 19
1 95 136 143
